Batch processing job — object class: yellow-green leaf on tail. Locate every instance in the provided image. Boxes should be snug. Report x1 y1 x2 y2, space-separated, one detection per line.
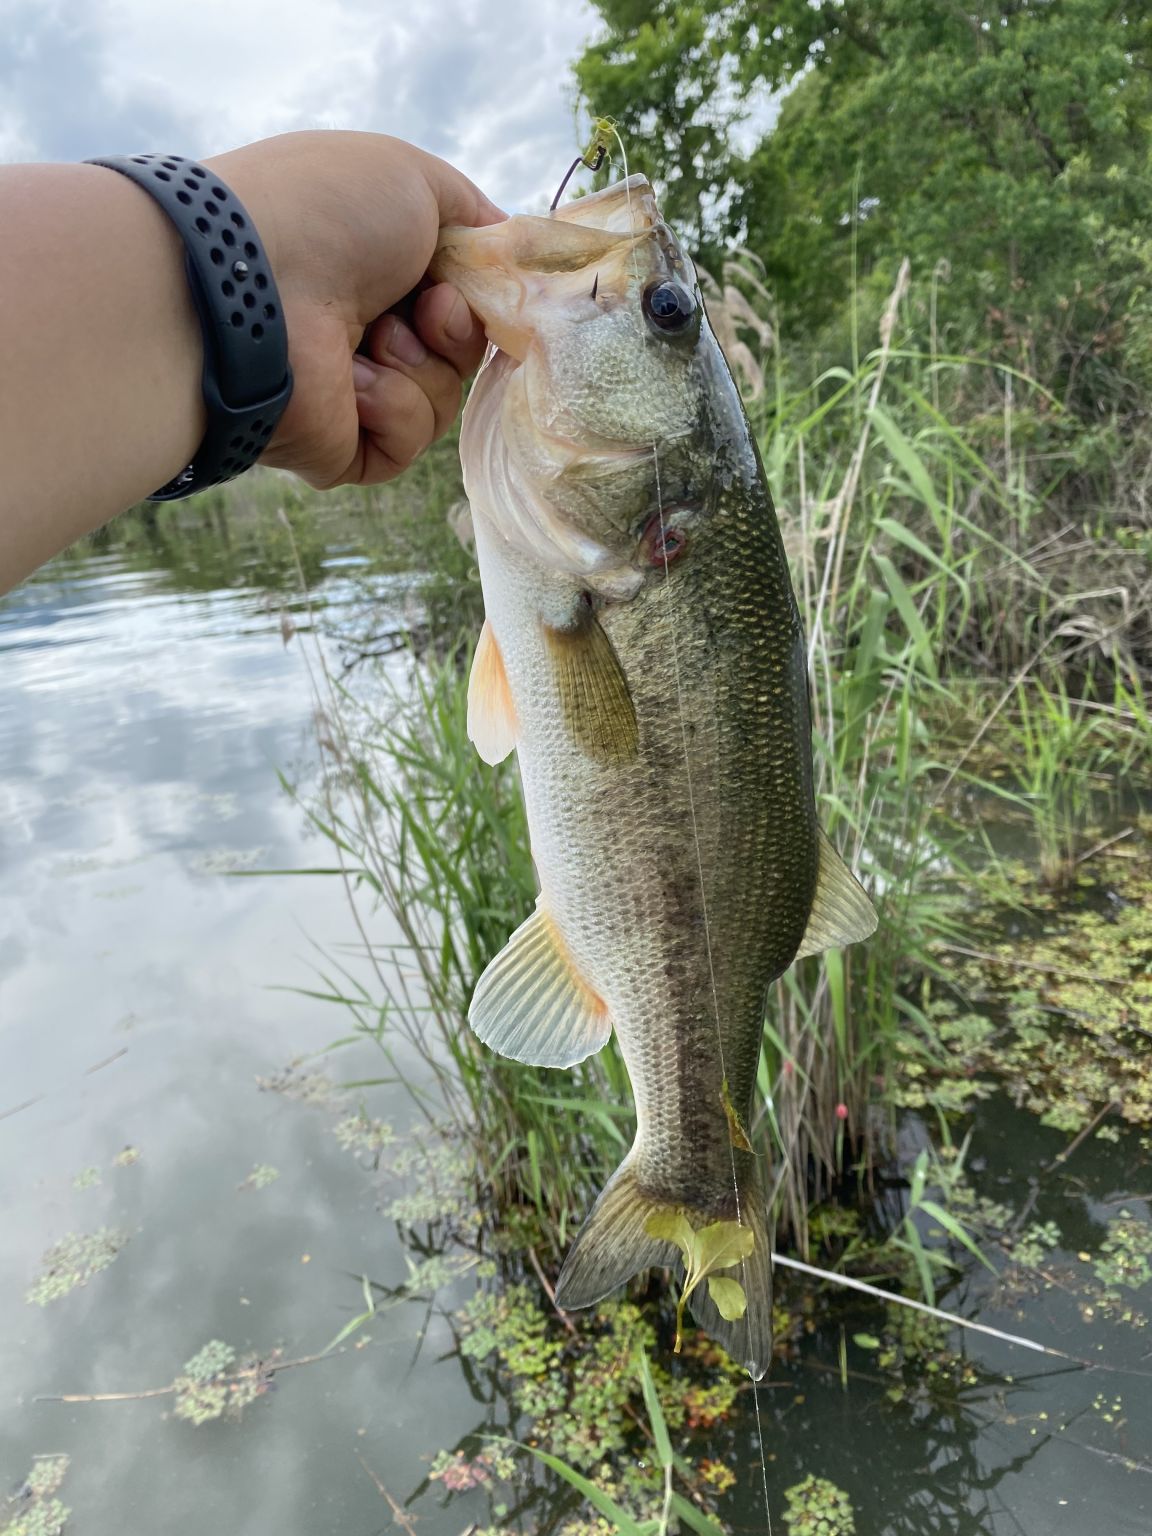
644 1209 696 1256
644 1211 755 1352
706 1275 748 1322
692 1220 756 1278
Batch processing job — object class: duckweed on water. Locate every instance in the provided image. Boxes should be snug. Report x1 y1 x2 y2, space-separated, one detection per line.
450 1284 742 1524
332 1111 395 1158
782 1475 855 1535
909 832 1152 1132
1010 1220 1062 1270
26 1230 128 1306
1 1456 70 1536
70 1167 100 1192
237 1164 280 1192
1093 1215 1152 1291
172 1340 272 1426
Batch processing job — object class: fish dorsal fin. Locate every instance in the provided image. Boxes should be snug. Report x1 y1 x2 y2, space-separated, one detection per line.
795 829 878 959
469 903 612 1068
542 611 639 765
468 619 518 765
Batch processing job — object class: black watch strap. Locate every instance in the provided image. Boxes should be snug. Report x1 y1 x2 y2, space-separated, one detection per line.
85 153 293 501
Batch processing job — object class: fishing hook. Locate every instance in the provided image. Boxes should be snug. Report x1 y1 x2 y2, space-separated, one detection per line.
550 144 607 212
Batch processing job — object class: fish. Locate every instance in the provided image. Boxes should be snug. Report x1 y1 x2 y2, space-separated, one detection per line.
429 176 876 1378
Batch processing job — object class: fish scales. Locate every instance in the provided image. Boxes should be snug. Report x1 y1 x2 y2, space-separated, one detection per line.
431 176 876 1377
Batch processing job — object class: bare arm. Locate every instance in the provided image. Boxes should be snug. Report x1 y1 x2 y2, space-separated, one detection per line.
0 131 504 594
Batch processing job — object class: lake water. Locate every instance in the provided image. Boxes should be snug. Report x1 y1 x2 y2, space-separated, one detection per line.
2 502 1150 1535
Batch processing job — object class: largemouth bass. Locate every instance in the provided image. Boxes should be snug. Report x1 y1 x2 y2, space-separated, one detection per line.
430 177 875 1377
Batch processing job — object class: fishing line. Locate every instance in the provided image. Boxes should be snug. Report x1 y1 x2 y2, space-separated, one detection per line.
601 122 775 1536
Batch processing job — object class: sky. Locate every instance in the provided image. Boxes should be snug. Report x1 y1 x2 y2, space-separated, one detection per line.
0 0 603 212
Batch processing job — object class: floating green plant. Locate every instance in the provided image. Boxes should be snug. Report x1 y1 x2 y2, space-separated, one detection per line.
1093 1215 1152 1292
332 1111 394 1158
922 832 1152 1134
237 1164 280 1192
172 1340 271 1426
1 1455 71 1536
26 1230 128 1307
783 1475 855 1535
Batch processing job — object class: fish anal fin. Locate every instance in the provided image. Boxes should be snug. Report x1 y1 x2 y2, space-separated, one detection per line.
468 618 518 765
542 611 638 765
469 903 611 1068
795 828 879 960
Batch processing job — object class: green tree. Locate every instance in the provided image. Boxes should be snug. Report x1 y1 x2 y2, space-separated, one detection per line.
578 1 1152 407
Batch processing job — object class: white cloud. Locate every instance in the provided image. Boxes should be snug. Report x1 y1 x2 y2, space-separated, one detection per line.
0 0 601 210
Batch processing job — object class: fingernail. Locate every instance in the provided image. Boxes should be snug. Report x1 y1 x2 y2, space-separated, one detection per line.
352 357 376 392
445 292 475 343
383 316 429 367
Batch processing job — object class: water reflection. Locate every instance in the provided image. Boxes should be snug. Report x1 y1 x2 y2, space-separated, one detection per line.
0 512 485 1535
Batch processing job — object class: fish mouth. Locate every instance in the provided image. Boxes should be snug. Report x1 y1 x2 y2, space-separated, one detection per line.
430 175 676 361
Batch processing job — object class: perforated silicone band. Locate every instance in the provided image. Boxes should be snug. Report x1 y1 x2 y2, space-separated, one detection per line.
86 153 293 501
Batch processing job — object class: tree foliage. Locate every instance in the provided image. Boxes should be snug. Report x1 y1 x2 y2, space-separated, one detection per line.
577 1 1152 409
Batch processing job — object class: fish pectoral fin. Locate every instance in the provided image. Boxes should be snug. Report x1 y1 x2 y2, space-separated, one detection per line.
542 610 638 765
468 618 518 765
468 904 612 1068
794 829 879 959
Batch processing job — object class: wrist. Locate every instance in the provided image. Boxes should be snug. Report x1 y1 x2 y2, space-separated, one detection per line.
85 155 292 499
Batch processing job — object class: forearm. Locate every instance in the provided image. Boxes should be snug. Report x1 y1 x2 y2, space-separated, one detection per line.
0 164 205 591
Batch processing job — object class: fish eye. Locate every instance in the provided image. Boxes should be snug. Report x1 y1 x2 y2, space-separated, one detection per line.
642 280 696 335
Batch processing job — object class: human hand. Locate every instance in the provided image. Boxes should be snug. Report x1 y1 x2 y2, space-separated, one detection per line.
204 131 504 488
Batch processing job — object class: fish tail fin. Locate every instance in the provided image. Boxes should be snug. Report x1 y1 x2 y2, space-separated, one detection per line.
686 1193 773 1381
553 1152 675 1308
554 1152 774 1380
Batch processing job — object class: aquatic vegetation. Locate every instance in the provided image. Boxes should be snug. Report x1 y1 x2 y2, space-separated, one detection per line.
111 1146 140 1168
332 1111 394 1159
874 1303 981 1405
172 1340 271 1426
70 1166 100 1191
237 1163 280 1192
385 1139 480 1229
1 1456 71 1536
256 1063 341 1107
26 1229 128 1306
428 1446 516 1492
932 833 1152 1132
1010 1221 1062 1271
980 677 1134 890
451 1282 742 1522
1093 1216 1152 1293
782 1476 855 1536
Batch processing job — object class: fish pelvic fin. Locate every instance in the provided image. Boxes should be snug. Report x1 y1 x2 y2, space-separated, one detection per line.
469 902 612 1068
468 618 518 766
554 1154 774 1381
794 828 878 960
